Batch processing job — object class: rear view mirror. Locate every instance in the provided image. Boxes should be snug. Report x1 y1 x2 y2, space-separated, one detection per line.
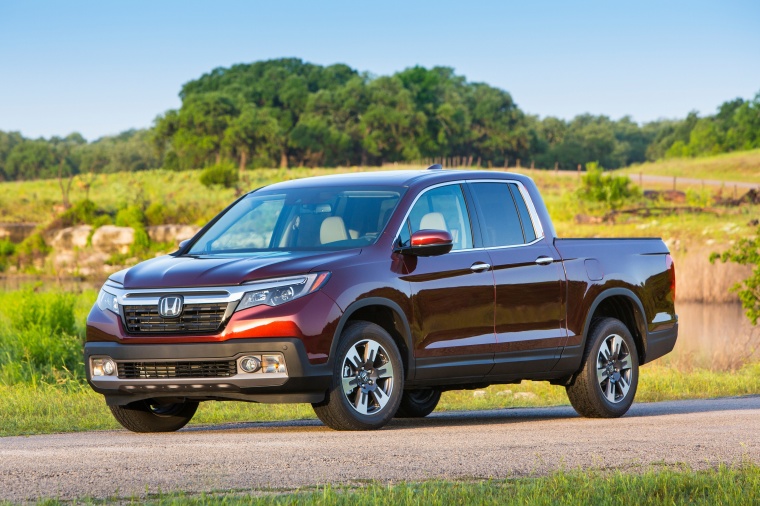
405 230 453 256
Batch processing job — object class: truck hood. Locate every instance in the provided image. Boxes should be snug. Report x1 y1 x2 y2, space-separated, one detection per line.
114 250 360 289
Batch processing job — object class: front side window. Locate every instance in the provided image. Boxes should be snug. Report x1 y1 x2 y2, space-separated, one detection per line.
188 186 403 254
403 184 472 251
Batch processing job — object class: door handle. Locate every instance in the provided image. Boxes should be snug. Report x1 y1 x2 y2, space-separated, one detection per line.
470 262 491 272
535 256 554 266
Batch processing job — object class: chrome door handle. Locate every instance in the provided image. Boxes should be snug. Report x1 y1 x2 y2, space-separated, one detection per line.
535 256 554 266
470 262 491 272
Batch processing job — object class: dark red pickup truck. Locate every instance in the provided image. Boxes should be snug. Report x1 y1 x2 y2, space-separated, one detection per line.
86 167 678 431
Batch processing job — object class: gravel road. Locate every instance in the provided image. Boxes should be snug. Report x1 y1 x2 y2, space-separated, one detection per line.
2 396 759 501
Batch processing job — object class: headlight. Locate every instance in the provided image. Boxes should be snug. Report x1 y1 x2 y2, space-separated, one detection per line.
236 272 330 312
97 288 119 314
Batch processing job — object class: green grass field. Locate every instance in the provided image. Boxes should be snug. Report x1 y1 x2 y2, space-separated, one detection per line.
29 464 760 505
619 149 760 184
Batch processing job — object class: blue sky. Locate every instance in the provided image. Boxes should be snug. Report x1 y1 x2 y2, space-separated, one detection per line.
0 0 758 140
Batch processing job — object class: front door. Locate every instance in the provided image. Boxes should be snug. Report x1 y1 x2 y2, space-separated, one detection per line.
398 183 496 382
467 181 566 376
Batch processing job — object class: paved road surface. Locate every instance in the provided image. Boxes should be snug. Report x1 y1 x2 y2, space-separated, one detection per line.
2 396 758 501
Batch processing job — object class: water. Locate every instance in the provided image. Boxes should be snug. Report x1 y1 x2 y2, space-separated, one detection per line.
670 302 758 370
1 277 756 370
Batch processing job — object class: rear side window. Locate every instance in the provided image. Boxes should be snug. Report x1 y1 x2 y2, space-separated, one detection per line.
469 182 531 247
509 185 537 243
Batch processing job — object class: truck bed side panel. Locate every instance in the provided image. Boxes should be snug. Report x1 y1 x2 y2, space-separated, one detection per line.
554 238 676 364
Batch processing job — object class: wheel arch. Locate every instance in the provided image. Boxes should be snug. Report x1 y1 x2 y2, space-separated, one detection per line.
583 288 648 364
330 297 414 379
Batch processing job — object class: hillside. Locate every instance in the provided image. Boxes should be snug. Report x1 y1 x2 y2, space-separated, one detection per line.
619 149 760 184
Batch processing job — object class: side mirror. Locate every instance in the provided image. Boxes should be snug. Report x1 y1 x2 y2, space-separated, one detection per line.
178 239 190 250
405 229 453 256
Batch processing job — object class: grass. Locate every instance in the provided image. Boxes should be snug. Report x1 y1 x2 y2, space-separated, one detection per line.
0 167 381 224
618 149 760 184
2 363 759 437
27 464 760 505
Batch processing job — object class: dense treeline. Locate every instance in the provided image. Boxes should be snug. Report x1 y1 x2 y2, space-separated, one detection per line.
1 58 758 182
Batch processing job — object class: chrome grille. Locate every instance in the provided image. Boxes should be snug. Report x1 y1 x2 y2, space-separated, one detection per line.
123 303 229 334
117 360 237 379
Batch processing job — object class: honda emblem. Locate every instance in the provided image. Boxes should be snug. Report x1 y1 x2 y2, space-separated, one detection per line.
158 296 183 318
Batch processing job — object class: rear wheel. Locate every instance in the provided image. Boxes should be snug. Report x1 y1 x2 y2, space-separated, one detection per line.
566 317 639 418
313 321 403 430
109 399 199 433
395 388 442 418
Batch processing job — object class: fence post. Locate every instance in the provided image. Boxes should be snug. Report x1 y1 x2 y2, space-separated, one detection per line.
554 161 558 173
639 172 643 188
577 163 581 179
672 176 676 191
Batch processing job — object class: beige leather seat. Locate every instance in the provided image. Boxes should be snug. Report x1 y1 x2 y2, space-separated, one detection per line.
320 216 349 244
420 212 447 231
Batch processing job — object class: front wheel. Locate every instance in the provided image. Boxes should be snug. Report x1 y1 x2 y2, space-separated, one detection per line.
566 317 639 418
109 400 199 433
313 321 403 430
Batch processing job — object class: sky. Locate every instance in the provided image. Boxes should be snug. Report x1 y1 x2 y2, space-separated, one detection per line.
0 0 758 140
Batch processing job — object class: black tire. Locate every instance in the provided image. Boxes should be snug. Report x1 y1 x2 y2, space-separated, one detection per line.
312 321 403 430
109 400 199 433
566 317 639 418
395 389 442 418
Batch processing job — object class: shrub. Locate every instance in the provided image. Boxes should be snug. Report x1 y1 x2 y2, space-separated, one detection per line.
0 289 83 385
711 225 760 325
14 232 50 267
578 162 639 210
47 199 112 229
200 162 239 189
0 239 14 272
115 205 146 229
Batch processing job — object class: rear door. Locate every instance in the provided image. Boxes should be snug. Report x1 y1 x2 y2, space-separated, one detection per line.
397 182 496 382
466 180 566 376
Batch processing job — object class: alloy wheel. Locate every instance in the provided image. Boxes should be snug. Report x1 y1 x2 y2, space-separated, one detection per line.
341 338 395 415
596 333 634 404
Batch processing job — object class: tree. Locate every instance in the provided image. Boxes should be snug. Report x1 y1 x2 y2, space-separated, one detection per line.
52 134 85 209
170 93 239 169
711 227 760 325
360 76 425 164
5 139 56 180
222 105 281 170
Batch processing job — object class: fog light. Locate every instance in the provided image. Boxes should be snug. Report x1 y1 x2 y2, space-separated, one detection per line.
240 356 261 373
92 357 116 377
262 354 286 374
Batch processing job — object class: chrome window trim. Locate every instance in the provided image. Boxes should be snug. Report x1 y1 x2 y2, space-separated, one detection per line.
393 178 546 253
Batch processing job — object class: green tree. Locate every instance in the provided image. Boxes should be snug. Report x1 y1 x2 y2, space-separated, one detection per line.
223 105 281 170
711 227 760 325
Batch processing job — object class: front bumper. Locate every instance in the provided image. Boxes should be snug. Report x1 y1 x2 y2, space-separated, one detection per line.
85 338 332 406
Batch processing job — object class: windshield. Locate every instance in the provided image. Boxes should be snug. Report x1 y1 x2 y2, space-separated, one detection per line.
188 186 404 255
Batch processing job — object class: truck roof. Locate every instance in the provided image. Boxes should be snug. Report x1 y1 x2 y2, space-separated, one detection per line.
259 169 533 191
